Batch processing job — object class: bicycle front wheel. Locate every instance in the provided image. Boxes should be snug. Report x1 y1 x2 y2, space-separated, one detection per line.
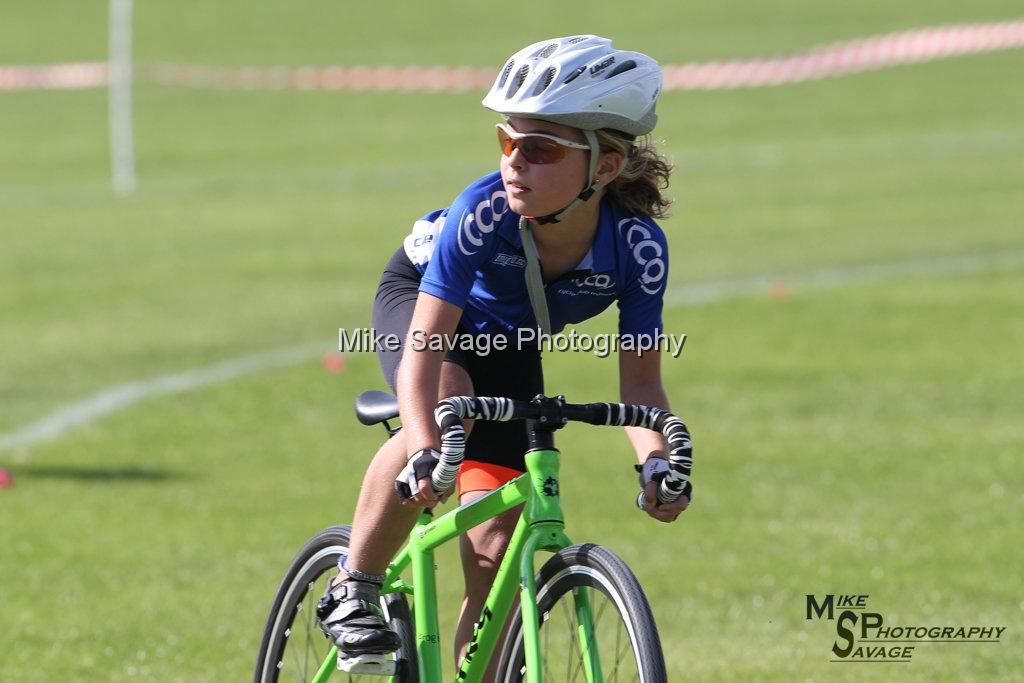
253 525 417 683
497 543 668 683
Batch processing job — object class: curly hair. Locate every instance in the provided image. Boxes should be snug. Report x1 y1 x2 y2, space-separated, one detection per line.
596 130 673 219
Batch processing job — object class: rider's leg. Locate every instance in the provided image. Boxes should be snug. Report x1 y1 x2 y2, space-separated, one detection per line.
341 428 420 575
344 359 473 576
454 488 522 682
322 360 473 654
319 425 415 654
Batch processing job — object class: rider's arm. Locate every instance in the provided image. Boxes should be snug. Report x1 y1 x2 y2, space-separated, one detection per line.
400 177 504 441
395 184 503 503
395 292 463 454
619 348 689 522
618 347 670 463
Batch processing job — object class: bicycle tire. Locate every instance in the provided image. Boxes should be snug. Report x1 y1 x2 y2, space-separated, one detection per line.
254 525 418 683
496 543 668 683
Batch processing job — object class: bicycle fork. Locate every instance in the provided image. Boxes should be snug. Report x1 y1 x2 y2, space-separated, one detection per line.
513 448 603 683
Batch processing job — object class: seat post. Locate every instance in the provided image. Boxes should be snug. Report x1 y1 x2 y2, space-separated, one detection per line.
381 419 400 438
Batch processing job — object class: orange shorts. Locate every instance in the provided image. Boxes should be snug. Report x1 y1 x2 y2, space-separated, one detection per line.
457 460 524 496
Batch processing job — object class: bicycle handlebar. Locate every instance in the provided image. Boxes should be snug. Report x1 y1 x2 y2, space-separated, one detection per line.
430 395 693 505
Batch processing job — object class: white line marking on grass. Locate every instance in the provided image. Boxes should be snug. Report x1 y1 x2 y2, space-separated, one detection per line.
666 249 1024 306
2 249 1022 453
0 343 325 453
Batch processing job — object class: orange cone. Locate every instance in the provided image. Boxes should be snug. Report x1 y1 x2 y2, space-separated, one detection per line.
322 353 346 374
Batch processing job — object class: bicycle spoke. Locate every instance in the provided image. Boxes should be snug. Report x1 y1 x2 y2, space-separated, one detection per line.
569 628 585 683
613 619 637 682
285 636 306 683
560 596 573 679
287 614 306 680
286 665 305 683
284 578 336 683
569 596 585 682
541 586 646 683
594 591 610 629
610 617 622 682
548 587 595 682
564 590 582 680
303 584 316 680
256 530 416 683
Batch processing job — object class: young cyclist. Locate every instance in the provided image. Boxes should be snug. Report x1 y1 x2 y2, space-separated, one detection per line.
319 35 692 674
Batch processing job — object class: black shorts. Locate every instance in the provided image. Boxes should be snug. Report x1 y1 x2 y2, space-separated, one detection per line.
372 247 544 489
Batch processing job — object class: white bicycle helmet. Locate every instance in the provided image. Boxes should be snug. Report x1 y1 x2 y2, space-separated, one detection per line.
482 35 662 137
482 36 663 224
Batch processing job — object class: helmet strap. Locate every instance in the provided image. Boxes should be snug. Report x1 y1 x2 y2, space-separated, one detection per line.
519 131 610 333
518 216 552 335
519 130 631 333
531 129 606 225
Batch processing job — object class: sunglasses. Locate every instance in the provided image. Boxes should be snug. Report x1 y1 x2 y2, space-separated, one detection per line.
496 123 590 164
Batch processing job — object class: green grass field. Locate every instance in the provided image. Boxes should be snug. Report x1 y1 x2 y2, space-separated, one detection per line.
2 2 1022 681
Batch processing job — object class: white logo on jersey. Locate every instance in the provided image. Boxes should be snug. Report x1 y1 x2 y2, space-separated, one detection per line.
404 215 446 266
573 273 613 289
458 191 509 256
493 253 527 268
619 218 666 295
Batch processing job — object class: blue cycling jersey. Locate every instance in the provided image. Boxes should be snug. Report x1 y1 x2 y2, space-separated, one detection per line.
402 172 668 338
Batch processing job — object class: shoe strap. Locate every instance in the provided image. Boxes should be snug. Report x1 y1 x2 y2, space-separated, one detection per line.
324 580 385 626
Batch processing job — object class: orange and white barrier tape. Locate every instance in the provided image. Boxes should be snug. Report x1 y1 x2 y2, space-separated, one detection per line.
2 21 1022 92
0 62 108 91
662 20 1024 89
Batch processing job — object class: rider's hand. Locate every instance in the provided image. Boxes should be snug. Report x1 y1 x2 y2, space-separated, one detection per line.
641 482 689 523
404 475 454 507
395 448 453 507
636 456 690 523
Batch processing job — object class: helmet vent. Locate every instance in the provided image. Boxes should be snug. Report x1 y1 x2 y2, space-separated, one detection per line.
508 64 530 96
497 59 515 88
562 65 586 84
533 67 557 95
537 43 559 59
568 36 588 45
606 59 637 79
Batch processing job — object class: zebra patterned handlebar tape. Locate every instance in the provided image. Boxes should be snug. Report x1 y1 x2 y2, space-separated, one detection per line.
430 397 517 494
590 403 693 504
430 397 691 505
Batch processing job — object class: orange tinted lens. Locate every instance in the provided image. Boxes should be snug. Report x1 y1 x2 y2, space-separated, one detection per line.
497 127 516 157
497 128 567 164
519 137 566 164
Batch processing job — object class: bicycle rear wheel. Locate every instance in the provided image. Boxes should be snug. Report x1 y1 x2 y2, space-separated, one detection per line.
496 543 667 683
254 525 417 683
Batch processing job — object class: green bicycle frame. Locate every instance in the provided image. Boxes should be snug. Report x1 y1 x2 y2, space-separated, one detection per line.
313 446 603 683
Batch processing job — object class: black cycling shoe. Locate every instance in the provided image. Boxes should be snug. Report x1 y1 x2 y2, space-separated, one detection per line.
317 579 401 655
